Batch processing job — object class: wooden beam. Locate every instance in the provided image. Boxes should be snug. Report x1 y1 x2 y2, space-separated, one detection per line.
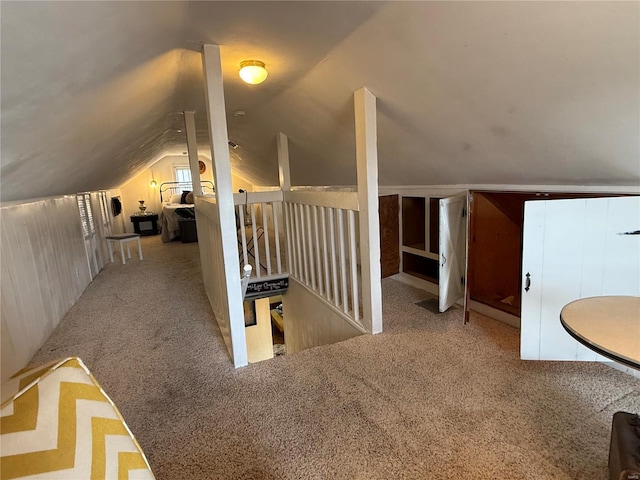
201 44 247 367
277 132 291 191
184 111 202 196
354 87 382 334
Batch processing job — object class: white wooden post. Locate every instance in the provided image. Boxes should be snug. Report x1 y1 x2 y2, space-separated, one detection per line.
277 132 292 275
277 132 291 191
354 87 382 334
201 44 247 367
184 111 202 196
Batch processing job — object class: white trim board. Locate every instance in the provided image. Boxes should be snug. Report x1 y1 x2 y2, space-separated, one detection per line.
379 184 640 195
467 300 520 329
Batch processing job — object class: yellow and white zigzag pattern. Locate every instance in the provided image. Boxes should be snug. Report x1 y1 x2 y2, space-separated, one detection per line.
1 357 155 479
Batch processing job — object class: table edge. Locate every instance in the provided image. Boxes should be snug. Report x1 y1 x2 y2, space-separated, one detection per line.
559 312 639 370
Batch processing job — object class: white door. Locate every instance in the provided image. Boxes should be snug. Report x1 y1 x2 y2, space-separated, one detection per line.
521 196 640 361
439 193 468 312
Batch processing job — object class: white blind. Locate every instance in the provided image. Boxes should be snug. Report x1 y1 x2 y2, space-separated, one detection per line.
77 194 99 278
175 167 193 191
98 191 112 235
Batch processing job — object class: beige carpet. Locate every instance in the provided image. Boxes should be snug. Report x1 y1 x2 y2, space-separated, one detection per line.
31 235 640 480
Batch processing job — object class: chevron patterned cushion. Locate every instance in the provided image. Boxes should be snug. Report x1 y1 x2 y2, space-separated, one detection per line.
1 357 155 479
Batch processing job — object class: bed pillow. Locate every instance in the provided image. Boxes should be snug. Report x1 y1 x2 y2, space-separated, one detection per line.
168 193 182 204
181 191 192 204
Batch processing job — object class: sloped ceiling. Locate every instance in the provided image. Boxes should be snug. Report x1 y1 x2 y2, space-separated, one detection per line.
1 1 638 202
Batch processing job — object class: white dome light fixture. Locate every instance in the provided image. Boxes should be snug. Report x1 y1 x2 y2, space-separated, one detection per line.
239 60 268 85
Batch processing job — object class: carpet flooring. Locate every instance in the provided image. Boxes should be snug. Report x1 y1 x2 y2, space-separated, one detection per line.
31 235 640 479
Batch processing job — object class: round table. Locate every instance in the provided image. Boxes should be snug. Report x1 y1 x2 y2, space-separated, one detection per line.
560 296 640 369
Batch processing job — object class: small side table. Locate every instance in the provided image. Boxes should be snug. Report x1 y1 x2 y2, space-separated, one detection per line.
130 213 159 235
560 296 640 369
106 234 143 265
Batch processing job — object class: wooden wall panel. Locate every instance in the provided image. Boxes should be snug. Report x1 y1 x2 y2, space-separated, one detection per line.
1 196 91 382
283 277 363 354
401 196 425 249
379 195 399 278
467 191 621 317
467 193 522 315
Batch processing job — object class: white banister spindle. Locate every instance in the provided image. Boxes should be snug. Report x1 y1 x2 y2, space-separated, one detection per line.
328 207 339 306
321 206 331 301
294 203 304 281
299 203 310 285
238 206 248 268
261 202 271 275
291 203 298 280
284 203 292 274
348 209 359 325
274 202 282 274
337 209 348 314
306 204 316 290
250 204 261 278
313 206 323 296
288 203 298 278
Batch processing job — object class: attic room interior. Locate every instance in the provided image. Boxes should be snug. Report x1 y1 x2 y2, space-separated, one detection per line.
1 2 639 479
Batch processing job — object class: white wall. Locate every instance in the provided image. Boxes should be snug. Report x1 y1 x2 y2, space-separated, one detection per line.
283 277 363 354
0 190 122 382
245 297 274 363
1 196 92 382
107 188 126 235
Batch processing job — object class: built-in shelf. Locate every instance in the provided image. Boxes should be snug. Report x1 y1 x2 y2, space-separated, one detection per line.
402 245 439 261
402 197 425 250
429 198 441 255
403 252 439 284
401 195 442 285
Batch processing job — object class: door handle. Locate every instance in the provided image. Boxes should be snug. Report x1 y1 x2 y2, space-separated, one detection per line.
525 272 531 292
441 254 447 266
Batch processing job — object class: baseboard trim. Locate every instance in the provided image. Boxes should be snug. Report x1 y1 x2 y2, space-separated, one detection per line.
467 300 521 328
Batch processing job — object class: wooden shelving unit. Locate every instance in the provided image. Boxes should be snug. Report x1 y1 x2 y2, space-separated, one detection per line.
401 195 441 285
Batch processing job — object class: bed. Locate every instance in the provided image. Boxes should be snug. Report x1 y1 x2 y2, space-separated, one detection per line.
159 181 214 242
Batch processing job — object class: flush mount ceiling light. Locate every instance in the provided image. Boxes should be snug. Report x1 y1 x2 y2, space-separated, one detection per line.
239 60 268 85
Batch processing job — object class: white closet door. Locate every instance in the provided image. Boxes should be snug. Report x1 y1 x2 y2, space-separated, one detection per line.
520 196 640 361
439 193 468 312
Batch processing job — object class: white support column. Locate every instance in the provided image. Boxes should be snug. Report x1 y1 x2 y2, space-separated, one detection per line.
354 87 382 334
202 44 247 367
277 132 292 274
184 111 202 196
277 132 291 191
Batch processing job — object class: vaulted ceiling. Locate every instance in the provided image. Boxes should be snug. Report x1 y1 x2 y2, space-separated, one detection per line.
1 1 638 202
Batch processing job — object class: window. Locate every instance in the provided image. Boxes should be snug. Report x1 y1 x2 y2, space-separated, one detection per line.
98 191 112 236
174 166 192 191
77 193 99 279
